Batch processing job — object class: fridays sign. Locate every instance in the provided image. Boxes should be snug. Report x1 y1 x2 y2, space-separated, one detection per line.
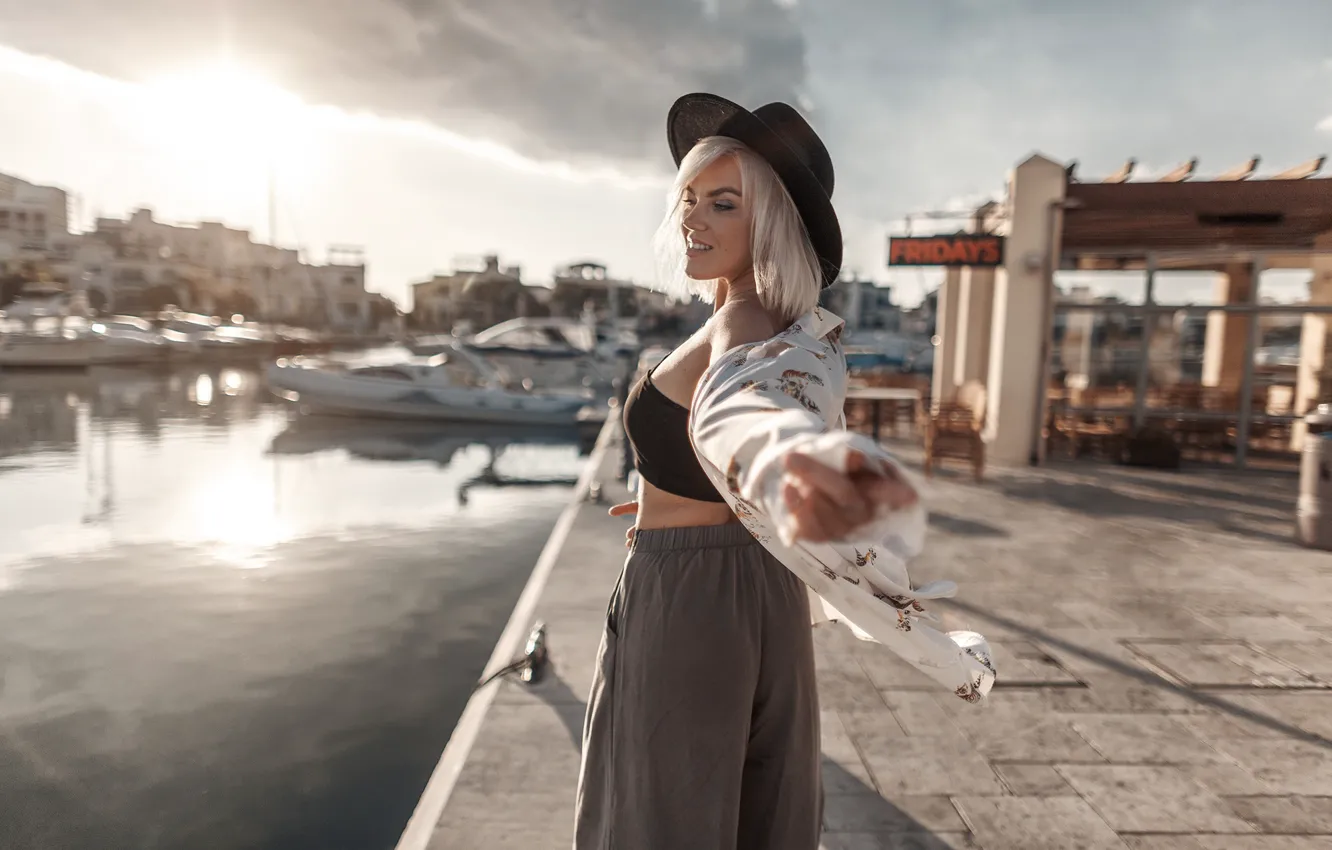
888 234 1005 267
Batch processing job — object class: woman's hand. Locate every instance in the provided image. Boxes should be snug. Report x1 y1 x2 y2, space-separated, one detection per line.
609 501 638 548
779 450 917 544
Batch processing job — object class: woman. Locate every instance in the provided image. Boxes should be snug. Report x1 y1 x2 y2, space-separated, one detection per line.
574 93 994 850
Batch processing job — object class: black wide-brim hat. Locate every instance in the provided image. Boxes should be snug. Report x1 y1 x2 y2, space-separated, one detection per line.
667 92 842 288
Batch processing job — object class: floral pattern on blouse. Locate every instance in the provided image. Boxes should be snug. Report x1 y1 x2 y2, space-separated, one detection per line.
774 370 824 415
689 307 996 704
729 343 759 369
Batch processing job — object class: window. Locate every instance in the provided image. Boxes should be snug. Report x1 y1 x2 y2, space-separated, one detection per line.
351 366 412 381
487 329 547 347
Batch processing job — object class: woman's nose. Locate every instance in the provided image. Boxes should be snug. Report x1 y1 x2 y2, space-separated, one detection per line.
682 207 705 231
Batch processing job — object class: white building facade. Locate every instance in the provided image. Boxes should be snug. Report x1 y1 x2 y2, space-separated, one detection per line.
0 172 389 331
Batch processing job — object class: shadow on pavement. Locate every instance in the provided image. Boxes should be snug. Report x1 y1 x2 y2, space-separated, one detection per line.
949 598 1332 750
821 759 964 848
533 664 587 754
928 510 1008 538
983 470 1297 547
526 664 963 846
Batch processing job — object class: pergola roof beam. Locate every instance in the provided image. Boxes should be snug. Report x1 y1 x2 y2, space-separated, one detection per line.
1271 156 1326 180
1215 156 1259 181
1102 158 1135 183
1157 158 1199 183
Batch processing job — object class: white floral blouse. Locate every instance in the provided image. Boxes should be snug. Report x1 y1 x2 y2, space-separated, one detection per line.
689 306 996 703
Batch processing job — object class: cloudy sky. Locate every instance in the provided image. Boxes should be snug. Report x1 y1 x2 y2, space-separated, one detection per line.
1 0 1329 307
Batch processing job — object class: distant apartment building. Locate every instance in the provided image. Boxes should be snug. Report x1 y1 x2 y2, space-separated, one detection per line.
87 209 385 328
411 254 545 331
0 171 391 331
0 173 68 254
820 277 901 333
550 262 671 321
411 256 676 332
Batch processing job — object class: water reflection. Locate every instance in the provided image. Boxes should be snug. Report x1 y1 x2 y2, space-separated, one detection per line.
0 363 590 566
268 416 593 468
0 362 592 849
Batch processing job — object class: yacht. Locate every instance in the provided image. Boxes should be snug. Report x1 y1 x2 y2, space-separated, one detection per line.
409 317 634 389
266 343 600 426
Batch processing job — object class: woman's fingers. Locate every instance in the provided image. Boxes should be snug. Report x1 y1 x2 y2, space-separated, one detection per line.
845 449 867 474
784 453 866 510
781 451 919 544
782 477 868 543
857 471 918 510
788 450 920 513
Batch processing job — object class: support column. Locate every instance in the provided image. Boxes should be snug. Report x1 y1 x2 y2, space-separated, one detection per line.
1292 233 1332 449
1201 262 1256 391
953 265 995 388
984 153 1067 466
952 204 998 390
931 267 960 407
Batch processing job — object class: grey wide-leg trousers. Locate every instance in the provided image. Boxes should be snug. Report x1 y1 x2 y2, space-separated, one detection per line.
574 523 822 850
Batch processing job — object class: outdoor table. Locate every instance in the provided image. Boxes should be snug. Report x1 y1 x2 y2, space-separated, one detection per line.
845 386 922 441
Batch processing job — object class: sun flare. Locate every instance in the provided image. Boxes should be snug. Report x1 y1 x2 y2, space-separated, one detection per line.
185 467 291 559
134 61 323 201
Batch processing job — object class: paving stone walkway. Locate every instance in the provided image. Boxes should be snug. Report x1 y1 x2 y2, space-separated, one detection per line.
420 431 1332 850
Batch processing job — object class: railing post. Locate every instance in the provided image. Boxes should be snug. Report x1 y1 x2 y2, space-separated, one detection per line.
1235 255 1264 468
1132 253 1157 429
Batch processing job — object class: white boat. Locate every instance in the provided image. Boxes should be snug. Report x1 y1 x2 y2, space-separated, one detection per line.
0 284 89 321
93 316 201 359
0 326 168 368
409 317 631 389
148 310 277 359
266 345 598 425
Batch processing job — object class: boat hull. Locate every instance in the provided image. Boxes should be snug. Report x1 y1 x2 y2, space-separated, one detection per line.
267 363 593 426
0 337 167 368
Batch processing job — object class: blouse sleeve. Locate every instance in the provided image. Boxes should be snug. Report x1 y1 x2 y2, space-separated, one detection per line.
692 333 996 704
690 335 928 556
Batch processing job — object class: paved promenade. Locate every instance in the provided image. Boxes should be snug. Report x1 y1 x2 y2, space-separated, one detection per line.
405 429 1332 850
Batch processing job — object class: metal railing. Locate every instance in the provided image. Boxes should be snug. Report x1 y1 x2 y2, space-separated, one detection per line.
1046 251 1332 467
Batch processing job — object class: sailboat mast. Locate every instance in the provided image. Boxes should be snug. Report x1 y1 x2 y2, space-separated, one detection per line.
268 161 278 247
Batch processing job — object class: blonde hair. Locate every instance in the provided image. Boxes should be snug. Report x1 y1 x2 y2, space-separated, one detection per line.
651 136 822 324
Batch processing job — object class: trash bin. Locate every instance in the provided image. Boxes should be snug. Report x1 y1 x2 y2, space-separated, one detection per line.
1296 406 1332 549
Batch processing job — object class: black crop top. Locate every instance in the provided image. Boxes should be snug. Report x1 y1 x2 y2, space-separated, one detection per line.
622 368 726 502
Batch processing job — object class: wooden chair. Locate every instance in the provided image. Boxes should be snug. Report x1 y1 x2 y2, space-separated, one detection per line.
920 380 986 481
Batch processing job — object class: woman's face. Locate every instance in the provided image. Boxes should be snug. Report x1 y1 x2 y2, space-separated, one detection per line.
681 155 752 283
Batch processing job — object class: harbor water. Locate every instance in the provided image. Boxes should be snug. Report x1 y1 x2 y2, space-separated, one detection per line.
0 361 592 850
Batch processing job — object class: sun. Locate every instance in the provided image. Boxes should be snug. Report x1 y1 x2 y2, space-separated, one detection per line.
134 61 322 206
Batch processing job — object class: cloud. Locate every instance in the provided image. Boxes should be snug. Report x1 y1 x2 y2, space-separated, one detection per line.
796 2 1332 240
0 44 670 191
7 0 1332 300
0 0 809 169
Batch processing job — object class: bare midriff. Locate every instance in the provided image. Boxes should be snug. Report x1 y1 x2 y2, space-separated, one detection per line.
634 477 738 531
